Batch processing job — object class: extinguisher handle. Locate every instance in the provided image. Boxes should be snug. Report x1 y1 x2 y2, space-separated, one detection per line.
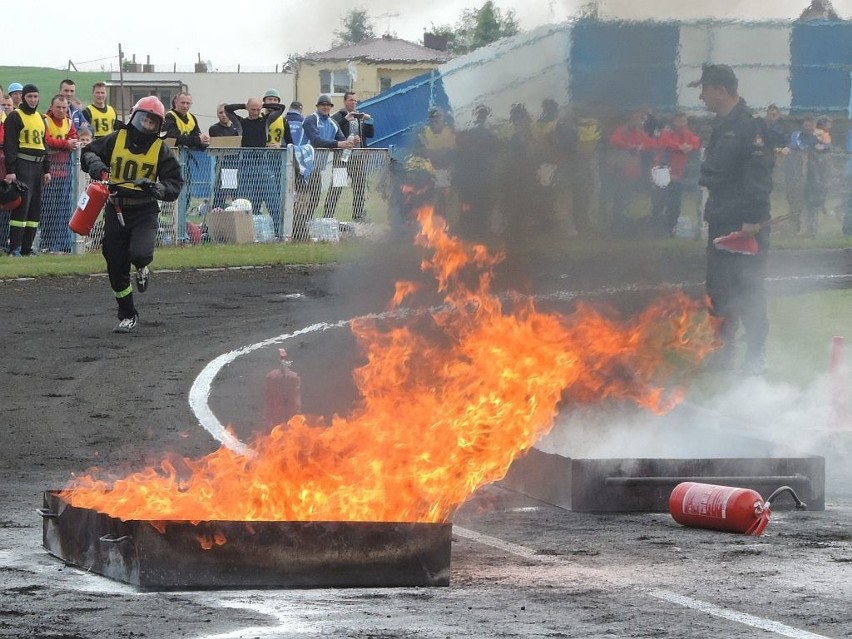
764 486 807 511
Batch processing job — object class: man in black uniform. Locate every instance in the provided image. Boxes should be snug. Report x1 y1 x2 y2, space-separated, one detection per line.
81 96 184 333
691 64 774 375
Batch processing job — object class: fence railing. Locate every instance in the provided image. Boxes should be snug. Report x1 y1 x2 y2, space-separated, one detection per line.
48 146 391 253
13 142 852 255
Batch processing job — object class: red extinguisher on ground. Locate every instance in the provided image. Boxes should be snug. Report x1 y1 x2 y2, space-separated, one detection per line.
69 173 110 236
264 348 302 428
669 482 806 536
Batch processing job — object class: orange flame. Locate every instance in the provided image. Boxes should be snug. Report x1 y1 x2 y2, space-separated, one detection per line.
61 205 714 524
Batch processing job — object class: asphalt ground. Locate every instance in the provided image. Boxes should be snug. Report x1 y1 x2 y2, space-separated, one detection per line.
1 243 851 639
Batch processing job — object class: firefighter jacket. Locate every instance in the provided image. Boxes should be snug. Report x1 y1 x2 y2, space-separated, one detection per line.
81 127 184 206
699 99 774 228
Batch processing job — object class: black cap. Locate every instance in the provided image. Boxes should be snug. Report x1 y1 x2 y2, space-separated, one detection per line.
21 83 39 97
289 100 302 110
688 64 738 92
316 94 334 106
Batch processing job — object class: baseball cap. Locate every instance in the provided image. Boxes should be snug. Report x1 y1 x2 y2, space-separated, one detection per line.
289 100 303 111
688 64 738 92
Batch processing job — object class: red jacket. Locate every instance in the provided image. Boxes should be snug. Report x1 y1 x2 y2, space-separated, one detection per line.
608 125 654 178
653 126 701 181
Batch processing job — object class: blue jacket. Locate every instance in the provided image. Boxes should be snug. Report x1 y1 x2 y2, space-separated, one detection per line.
301 112 343 149
286 110 306 146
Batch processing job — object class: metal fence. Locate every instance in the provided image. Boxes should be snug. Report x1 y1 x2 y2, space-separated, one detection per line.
14 141 852 255
35 146 391 254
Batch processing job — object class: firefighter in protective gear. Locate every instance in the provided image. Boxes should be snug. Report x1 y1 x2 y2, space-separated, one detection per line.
80 96 184 333
3 84 50 256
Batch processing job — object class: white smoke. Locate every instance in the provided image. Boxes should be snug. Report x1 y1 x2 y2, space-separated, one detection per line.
539 372 852 498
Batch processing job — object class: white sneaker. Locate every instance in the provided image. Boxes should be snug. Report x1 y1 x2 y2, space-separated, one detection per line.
113 314 138 333
135 266 150 293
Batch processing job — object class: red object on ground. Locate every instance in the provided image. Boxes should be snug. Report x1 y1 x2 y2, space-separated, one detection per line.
264 348 302 428
69 182 110 236
712 231 759 255
669 482 770 535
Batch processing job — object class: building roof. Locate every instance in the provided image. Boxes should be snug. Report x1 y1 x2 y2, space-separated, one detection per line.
299 36 452 64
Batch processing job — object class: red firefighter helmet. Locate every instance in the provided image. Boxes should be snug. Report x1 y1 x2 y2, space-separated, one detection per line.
128 96 166 136
0 180 29 211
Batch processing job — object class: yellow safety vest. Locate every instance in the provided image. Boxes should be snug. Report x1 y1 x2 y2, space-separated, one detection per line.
15 109 46 151
44 115 72 142
167 110 198 136
109 129 163 192
267 113 287 145
88 104 117 138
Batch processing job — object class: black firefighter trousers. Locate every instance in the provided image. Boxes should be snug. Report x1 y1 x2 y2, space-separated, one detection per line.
102 200 158 320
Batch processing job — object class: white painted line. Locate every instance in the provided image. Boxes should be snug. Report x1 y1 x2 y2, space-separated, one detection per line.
192 599 319 639
648 590 834 639
453 526 835 639
453 525 563 564
188 321 343 455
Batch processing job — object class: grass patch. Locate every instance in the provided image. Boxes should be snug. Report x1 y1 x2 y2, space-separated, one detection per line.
0 68 109 98
0 242 350 279
768 288 852 387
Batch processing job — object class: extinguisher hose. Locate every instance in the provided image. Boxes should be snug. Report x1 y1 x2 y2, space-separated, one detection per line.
764 486 808 511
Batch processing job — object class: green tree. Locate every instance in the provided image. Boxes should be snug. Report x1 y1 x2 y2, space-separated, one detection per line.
333 9 376 46
429 1 519 55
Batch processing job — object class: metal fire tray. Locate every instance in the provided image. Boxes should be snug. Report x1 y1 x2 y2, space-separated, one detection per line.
40 492 451 590
500 449 825 512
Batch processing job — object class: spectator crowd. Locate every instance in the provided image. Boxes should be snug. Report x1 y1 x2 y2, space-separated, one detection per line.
2 75 850 253
397 98 849 245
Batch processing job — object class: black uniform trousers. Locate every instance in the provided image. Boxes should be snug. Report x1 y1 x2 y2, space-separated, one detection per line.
705 223 769 357
8 157 45 255
102 199 158 320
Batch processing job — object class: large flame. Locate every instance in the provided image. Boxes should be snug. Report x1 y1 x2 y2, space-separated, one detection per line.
61 206 714 524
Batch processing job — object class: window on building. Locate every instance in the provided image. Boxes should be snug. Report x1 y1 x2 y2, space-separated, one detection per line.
130 89 176 110
320 69 350 94
380 76 392 92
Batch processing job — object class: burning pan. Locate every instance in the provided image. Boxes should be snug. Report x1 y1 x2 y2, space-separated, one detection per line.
40 492 451 590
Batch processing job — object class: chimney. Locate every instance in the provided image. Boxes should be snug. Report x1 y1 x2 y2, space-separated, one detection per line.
423 33 448 51
142 54 154 73
127 53 142 73
194 52 208 73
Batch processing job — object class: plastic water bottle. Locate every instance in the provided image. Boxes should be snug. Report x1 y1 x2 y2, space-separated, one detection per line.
341 134 356 163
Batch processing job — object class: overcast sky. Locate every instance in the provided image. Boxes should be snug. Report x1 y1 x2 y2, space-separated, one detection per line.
2 0 850 71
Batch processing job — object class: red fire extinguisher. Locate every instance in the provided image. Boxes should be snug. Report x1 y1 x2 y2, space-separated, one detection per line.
69 175 110 236
264 348 302 428
669 482 806 536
